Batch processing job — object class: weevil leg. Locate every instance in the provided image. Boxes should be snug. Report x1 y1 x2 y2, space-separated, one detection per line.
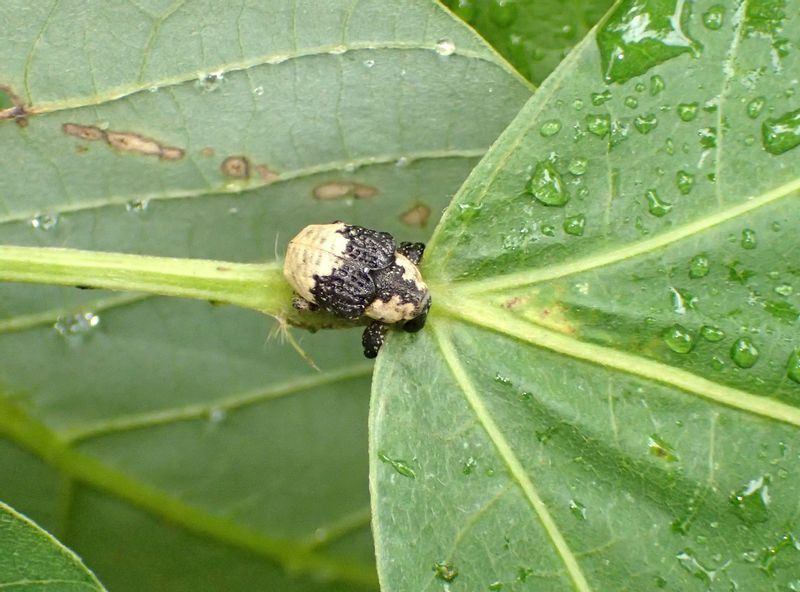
362 320 389 358
397 241 425 265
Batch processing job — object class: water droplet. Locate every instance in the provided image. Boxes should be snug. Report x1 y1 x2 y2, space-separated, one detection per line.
609 120 630 148
645 188 672 217
569 499 587 520
432 561 458 582
624 96 639 109
596 0 700 83
252 85 264 96
488 582 503 591
125 199 149 213
699 127 717 149
586 113 610 138
449 0 477 22
435 39 456 56
774 283 793 296
208 407 226 424
762 108 800 155
741 228 757 249
648 434 679 462
591 90 612 106
494 372 512 386
463 456 477 475
363 59 375 68
195 71 224 92
676 170 695 195
671 287 696 313
676 548 720 586
378 452 416 479
650 74 666 96
541 224 556 237
702 5 725 30
663 324 695 354
563 214 586 236
526 161 569 206
54 312 100 337
30 213 59 230
730 337 759 368
539 119 562 137
634 113 658 135
489 0 517 28
689 254 709 278
567 158 588 176
730 475 770 523
787 350 800 383
700 326 725 342
572 98 585 111
635 82 646 92
677 102 699 121
747 96 766 119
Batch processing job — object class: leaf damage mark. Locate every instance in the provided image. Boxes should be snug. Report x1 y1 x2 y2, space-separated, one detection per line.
399 203 431 227
312 181 378 200
254 164 279 183
221 156 250 178
62 123 184 160
0 85 28 127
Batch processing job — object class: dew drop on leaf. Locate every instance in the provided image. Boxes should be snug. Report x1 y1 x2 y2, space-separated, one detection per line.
378 452 416 479
569 499 587 520
572 98 585 111
634 113 658 134
676 170 695 195
596 0 700 84
624 96 639 109
435 39 456 56
761 108 800 155
432 561 458 582
730 475 771 524
700 326 725 342
30 213 58 231
786 350 800 383
54 312 101 337
650 74 666 96
567 158 588 176
463 456 477 475
488 582 503 591
774 284 793 296
699 127 717 149
645 189 672 217
730 337 759 368
541 224 556 237
702 5 726 30
526 161 569 206
689 254 710 278
663 324 695 353
677 102 699 121
741 228 758 249
539 119 562 137
648 434 679 462
585 113 610 138
195 72 224 92
563 214 586 236
591 90 612 106
489 0 517 28
675 548 718 586
747 96 767 119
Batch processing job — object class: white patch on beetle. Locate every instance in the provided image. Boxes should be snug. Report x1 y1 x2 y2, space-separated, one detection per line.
366 295 417 323
284 223 349 302
395 253 426 289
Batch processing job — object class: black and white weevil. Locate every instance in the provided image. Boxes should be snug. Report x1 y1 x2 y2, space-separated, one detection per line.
283 222 431 358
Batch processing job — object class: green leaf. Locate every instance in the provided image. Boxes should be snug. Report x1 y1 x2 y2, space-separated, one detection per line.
373 1 800 590
442 0 615 84
0 1 530 589
0 500 106 591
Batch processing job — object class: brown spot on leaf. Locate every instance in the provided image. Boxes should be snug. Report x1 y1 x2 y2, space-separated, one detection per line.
399 203 431 227
222 156 250 178
200 147 215 157
0 85 28 126
313 182 379 200
62 123 185 160
63 123 105 141
254 164 279 183
503 296 529 310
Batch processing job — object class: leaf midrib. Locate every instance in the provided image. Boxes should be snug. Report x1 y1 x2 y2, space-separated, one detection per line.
436 302 800 427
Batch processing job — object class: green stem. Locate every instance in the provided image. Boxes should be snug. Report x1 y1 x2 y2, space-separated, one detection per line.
0 246 349 330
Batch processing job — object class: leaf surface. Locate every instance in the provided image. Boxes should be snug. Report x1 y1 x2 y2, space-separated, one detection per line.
0 500 105 591
0 1 530 589
372 1 800 590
